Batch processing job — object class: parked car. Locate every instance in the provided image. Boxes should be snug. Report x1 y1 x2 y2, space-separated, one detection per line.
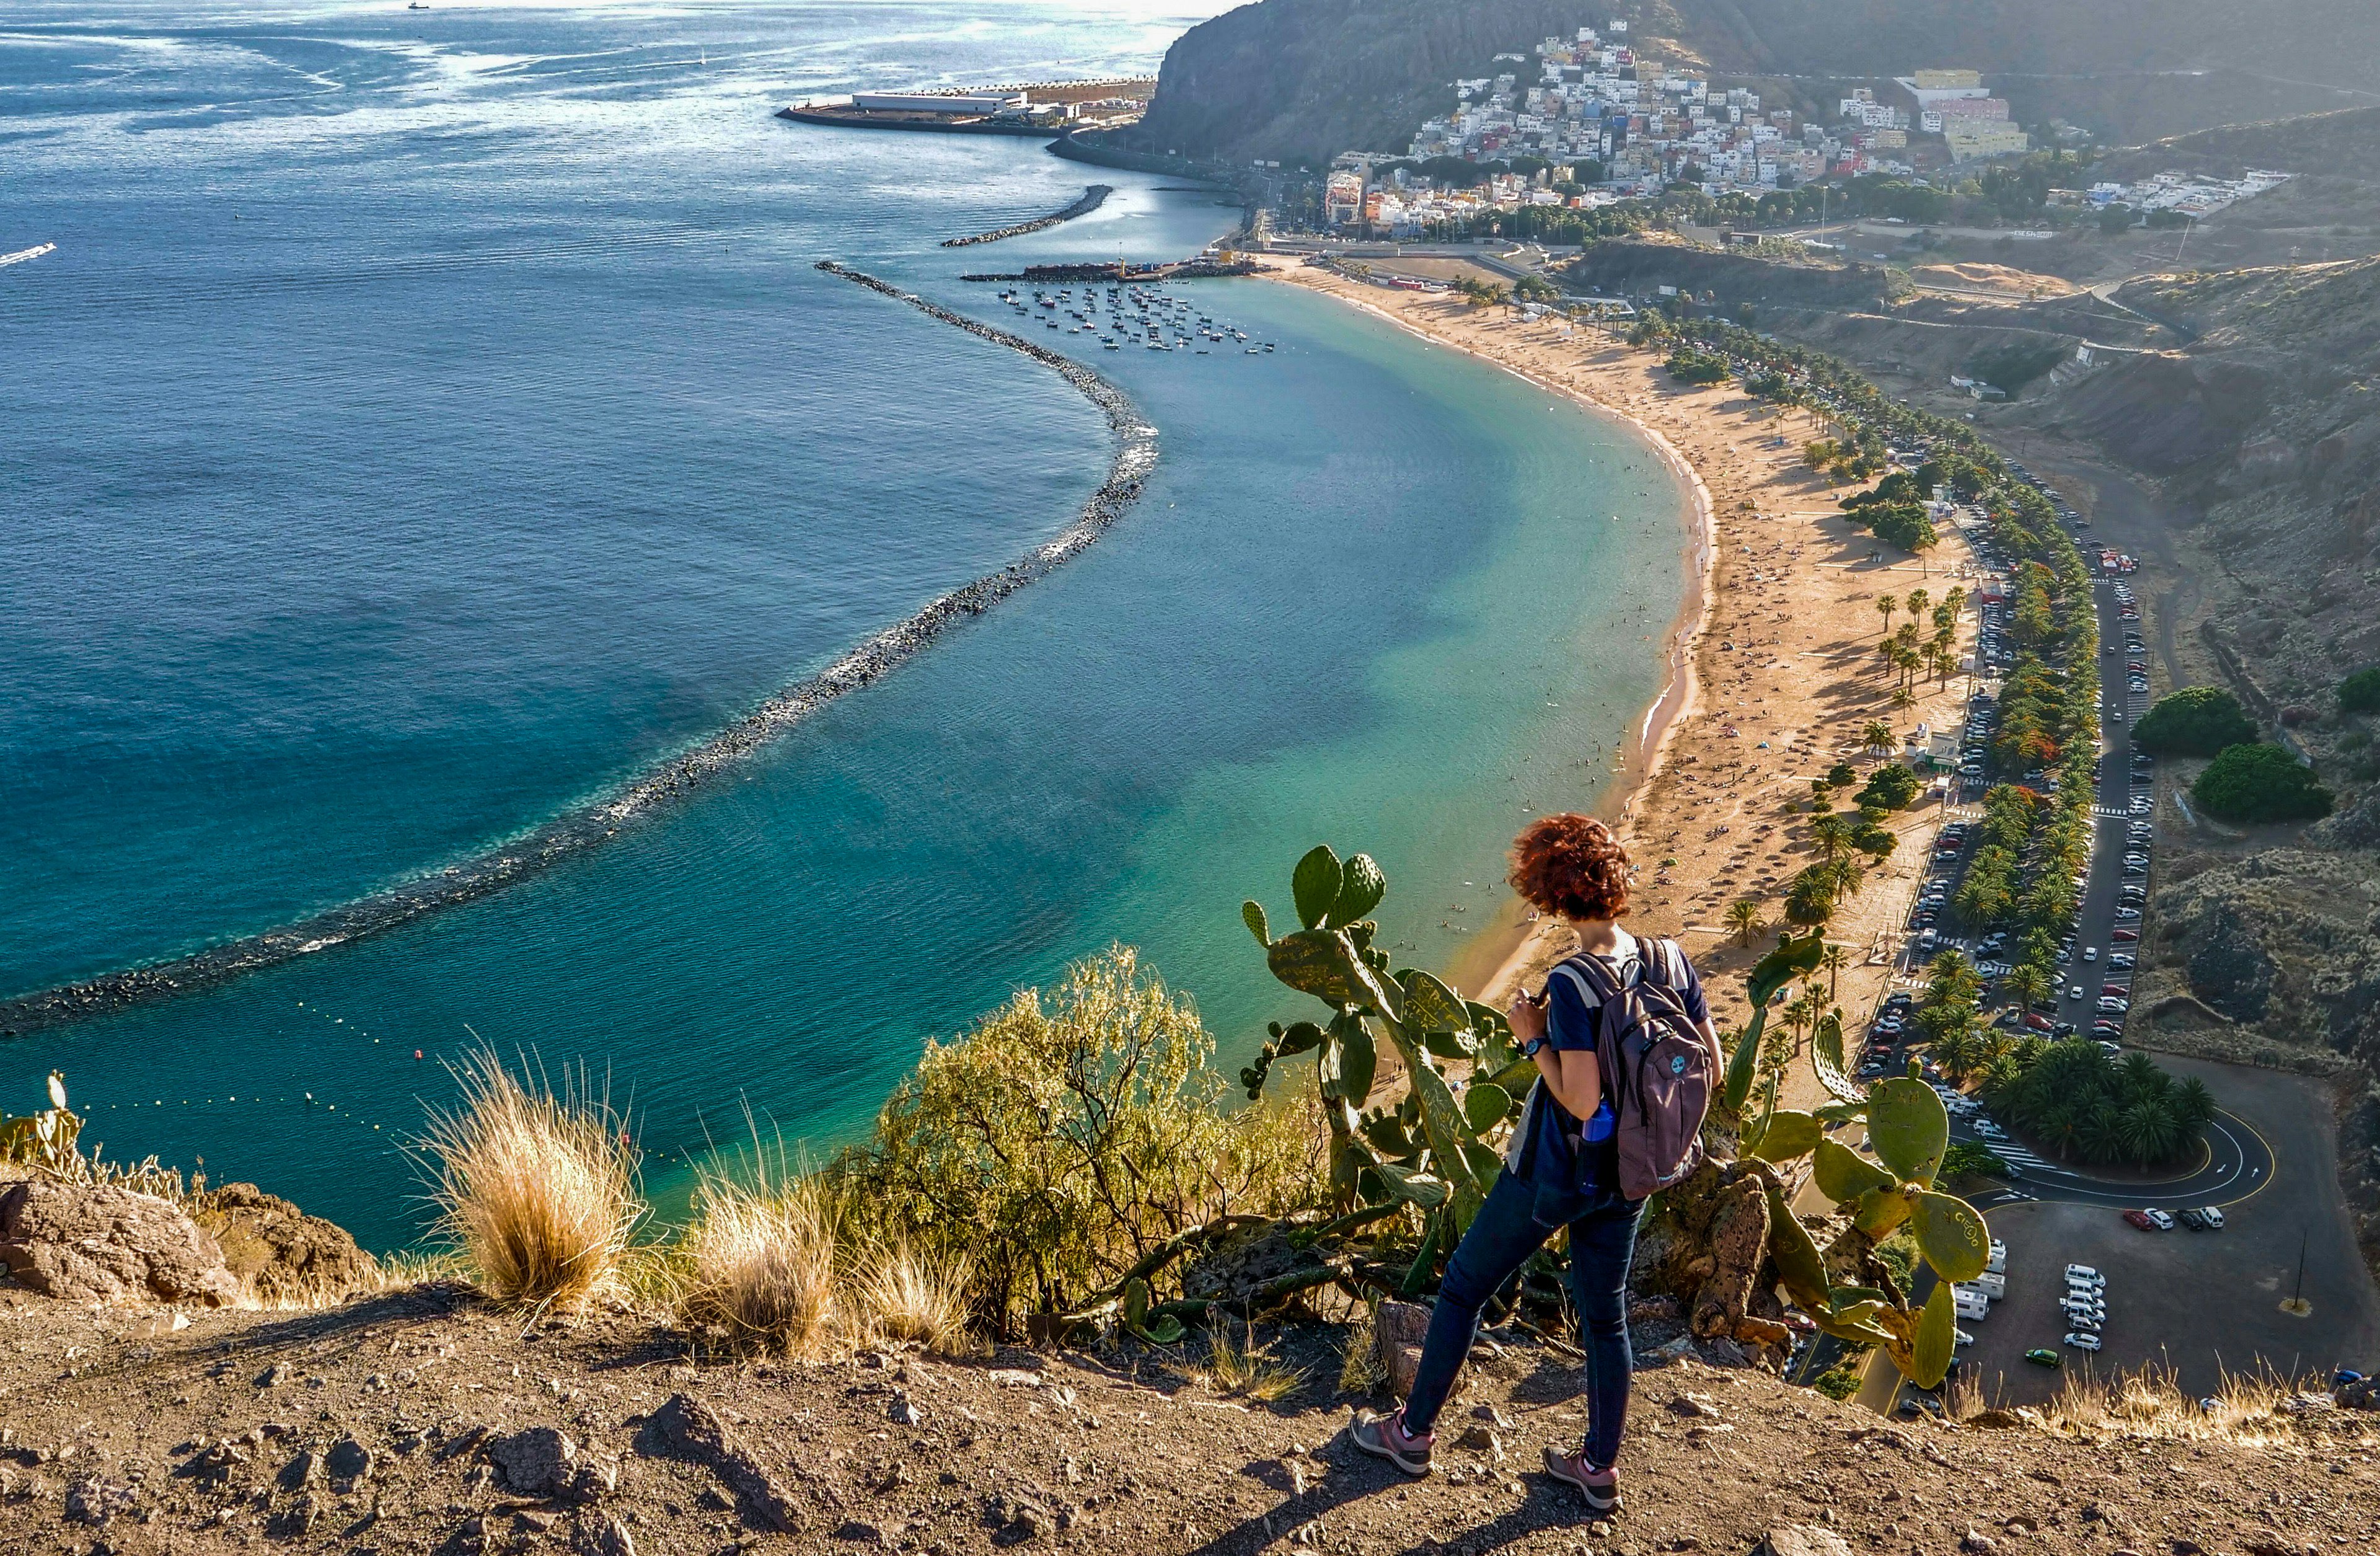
2024 1348 2061 1369
2064 1332 2104 1352
2197 1205 2225 1229
2123 1209 2157 1231
2065 1264 2104 1284
2145 1208 2176 1231
2112 928 2140 943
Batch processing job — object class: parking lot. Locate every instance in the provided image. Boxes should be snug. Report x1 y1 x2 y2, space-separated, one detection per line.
1946 1058 2380 1407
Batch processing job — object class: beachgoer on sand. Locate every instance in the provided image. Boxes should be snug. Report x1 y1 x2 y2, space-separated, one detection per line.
1351 814 1722 1516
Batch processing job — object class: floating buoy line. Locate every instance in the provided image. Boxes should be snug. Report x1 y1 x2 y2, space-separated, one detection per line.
80 996 702 1165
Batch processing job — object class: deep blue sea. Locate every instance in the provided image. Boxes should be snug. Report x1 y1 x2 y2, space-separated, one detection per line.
0 0 1689 1248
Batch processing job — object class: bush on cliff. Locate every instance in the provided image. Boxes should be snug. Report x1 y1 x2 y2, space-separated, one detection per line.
417 1048 644 1313
2340 666 2380 714
2133 686 2258 756
2193 742 2334 824
823 947 1323 1339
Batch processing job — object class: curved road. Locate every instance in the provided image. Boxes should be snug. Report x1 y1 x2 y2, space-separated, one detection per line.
1957 1105 2275 1211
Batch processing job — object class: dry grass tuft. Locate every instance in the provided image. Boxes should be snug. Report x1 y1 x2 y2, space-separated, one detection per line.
2028 1360 2341 1446
677 1153 840 1356
1338 1306 1386 1395
415 1047 643 1314
855 1244 974 1353
1199 1319 1308 1403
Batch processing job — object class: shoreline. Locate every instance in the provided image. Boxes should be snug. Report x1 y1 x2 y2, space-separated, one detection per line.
1250 263 1716 1002
0 265 1159 1038
1254 259 1980 1045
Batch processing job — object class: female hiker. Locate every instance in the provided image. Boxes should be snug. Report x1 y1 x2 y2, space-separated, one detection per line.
1351 813 1722 1516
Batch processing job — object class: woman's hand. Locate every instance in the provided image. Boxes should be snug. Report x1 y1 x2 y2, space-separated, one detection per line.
1505 989 1548 1048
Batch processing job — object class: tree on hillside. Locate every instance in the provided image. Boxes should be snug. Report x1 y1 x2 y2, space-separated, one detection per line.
2193 743 2333 823
2340 666 2380 714
2131 686 2257 756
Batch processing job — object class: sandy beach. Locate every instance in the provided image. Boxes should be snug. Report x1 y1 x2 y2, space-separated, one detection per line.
1261 260 1983 1105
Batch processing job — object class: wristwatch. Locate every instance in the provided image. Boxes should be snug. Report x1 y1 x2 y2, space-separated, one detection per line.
1522 1035 1550 1058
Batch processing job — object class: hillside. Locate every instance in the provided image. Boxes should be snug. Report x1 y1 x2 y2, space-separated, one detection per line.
1 1272 2376 1555
1136 0 2380 165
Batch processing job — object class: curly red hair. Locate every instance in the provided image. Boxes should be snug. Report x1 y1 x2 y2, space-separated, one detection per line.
1508 813 1631 921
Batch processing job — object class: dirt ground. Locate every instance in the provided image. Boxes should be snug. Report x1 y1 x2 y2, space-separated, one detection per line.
2 1282 2375 1556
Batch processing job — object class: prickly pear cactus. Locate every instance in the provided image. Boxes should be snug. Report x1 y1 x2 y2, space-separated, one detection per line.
1739 1023 1988 1389
1240 846 1527 1288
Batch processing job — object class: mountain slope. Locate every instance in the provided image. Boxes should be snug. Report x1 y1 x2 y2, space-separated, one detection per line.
1137 0 2380 164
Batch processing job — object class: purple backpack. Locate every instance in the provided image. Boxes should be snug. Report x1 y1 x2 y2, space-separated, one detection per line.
1546 938 1713 1200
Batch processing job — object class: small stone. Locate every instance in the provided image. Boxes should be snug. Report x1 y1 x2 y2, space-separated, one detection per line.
580 1513 637 1556
1455 1424 1501 1452
488 1426 577 1497
1469 1405 1512 1428
325 1435 373 1483
257 1363 292 1389
1961 1531 1998 1555
278 1449 322 1492
889 1392 925 1428
514 1509 558 1532
1758 1527 1854 1556
1668 1393 1722 1420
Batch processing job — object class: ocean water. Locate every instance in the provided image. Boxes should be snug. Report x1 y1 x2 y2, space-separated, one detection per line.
0 0 1689 1249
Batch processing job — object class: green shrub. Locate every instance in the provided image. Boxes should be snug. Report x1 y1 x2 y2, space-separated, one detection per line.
2132 686 2257 756
827 947 1323 1337
1667 348 1730 384
2193 743 2334 823
2341 666 2380 714
1854 763 1921 811
1814 1359 1866 1400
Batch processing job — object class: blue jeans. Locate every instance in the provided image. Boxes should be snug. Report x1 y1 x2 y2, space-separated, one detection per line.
1401 1168 1645 1468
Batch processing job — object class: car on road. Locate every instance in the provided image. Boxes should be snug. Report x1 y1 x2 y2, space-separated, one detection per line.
2123 1209 2159 1231
2024 1348 2061 1369
2082 946 2099 962
2064 1332 2104 1352
2068 984 2087 1001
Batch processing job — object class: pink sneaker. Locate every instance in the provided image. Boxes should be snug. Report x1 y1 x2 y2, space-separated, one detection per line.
1349 1407 1434 1477
1542 1443 1620 1514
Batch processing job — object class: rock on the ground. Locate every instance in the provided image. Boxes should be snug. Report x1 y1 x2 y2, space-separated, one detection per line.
1373 1299 1430 1399
0 1175 240 1307
1760 1526 1855 1556
185 1182 379 1302
490 1427 578 1497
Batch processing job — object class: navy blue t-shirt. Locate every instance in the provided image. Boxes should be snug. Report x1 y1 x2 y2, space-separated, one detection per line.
1522 932 1711 1188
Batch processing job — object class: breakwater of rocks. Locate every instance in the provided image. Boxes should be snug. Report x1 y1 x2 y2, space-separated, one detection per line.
942 184 1111 247
958 259 1259 284
0 266 1158 1038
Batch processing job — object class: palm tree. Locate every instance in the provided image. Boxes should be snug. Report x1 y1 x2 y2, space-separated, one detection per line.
1890 684 1917 713
1905 587 1931 622
1876 593 1897 635
1820 942 1851 1001
2003 964 2053 1013
1810 812 1852 864
1725 898 1767 947
1861 719 1895 753
2174 1076 2218 1132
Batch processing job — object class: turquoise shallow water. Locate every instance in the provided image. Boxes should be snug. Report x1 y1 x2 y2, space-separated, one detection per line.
1 0 1687 1249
